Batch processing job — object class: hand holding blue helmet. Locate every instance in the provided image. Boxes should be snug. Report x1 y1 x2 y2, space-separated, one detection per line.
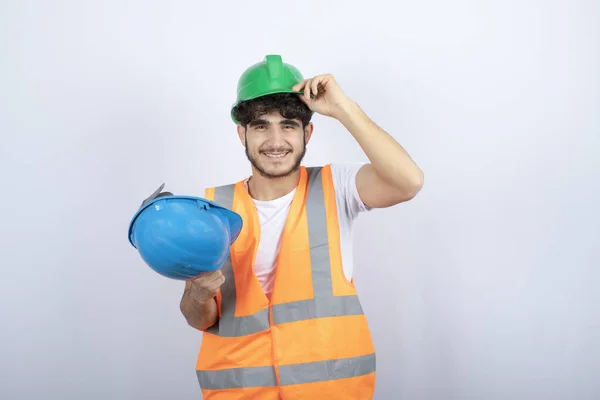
127 183 243 280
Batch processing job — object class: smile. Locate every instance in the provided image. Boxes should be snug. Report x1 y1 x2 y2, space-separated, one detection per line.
262 152 290 158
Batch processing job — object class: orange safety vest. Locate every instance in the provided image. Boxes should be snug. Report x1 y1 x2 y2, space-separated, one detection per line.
195 165 376 399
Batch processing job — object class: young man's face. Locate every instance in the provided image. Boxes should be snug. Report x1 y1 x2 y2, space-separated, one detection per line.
238 111 313 179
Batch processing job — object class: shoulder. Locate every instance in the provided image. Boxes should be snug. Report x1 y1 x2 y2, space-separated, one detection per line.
306 163 365 183
202 174 250 197
329 162 365 179
327 162 371 216
327 163 366 190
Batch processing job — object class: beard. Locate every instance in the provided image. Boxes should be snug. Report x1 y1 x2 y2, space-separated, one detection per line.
245 136 307 179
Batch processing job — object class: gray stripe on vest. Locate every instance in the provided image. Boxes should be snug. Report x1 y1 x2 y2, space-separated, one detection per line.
301 167 365 318
272 295 363 324
197 365 277 390
305 167 333 296
211 185 235 210
279 353 376 386
206 185 270 337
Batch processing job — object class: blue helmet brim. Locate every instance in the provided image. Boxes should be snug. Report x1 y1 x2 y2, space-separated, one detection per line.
127 195 243 248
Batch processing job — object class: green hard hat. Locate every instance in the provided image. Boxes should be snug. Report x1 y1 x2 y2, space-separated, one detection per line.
231 54 305 124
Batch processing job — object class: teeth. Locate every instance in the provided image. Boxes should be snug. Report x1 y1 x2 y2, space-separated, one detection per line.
264 152 288 158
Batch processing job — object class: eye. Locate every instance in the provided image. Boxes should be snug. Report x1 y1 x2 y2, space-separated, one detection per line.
255 125 266 130
284 125 295 130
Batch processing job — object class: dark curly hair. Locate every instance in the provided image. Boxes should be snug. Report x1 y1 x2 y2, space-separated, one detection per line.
232 93 314 127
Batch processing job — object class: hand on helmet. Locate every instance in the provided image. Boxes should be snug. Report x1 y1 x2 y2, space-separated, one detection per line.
292 74 354 119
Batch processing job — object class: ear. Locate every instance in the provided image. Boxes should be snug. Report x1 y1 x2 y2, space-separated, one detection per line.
304 122 314 145
237 124 246 146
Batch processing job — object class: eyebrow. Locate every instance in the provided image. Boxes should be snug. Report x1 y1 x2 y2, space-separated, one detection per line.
280 119 300 127
248 119 301 127
248 119 269 127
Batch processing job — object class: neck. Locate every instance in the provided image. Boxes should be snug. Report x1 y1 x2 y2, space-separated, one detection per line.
247 168 301 201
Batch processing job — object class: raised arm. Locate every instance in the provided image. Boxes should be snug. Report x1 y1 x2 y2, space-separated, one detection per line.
293 74 424 209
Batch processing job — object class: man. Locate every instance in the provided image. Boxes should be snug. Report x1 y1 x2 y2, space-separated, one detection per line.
180 55 424 399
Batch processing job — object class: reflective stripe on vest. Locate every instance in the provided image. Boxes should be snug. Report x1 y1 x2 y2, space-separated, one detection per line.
198 166 375 390
197 353 376 389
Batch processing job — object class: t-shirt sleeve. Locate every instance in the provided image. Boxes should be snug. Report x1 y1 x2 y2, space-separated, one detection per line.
330 163 371 221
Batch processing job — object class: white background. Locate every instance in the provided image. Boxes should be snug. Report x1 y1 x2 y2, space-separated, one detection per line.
1 1 599 399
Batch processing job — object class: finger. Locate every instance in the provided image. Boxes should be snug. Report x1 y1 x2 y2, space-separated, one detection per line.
191 269 222 283
205 270 224 283
198 287 219 301
297 92 309 105
302 79 308 101
292 79 307 93
206 272 225 286
311 78 320 98
304 79 312 102
208 276 225 293
190 271 212 281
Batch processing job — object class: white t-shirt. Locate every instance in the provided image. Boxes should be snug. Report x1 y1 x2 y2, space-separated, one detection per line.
249 163 369 297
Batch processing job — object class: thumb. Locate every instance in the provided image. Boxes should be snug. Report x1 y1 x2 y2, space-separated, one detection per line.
292 80 306 93
297 93 311 107
190 271 213 281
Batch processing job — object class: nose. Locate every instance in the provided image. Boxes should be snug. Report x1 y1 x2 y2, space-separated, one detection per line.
267 125 287 147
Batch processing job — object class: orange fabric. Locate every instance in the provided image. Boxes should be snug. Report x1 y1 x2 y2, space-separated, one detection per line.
196 165 375 398
275 315 375 365
230 182 269 316
201 387 281 400
279 372 376 400
269 297 283 387
196 330 273 370
204 187 215 201
270 167 314 305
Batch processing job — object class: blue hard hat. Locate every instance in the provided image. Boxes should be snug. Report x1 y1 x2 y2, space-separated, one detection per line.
128 184 243 280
